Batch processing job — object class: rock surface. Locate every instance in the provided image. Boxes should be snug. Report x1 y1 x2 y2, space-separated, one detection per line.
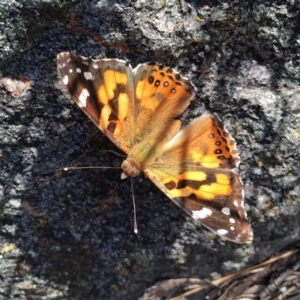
1 1 299 299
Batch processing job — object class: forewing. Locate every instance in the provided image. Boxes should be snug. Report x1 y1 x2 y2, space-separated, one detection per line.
144 114 253 244
57 52 135 154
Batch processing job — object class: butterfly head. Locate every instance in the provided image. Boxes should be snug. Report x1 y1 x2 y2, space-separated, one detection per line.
121 158 141 179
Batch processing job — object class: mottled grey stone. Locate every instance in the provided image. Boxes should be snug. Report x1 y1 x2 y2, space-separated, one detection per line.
1 1 300 300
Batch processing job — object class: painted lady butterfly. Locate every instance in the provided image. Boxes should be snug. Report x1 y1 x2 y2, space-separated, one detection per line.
57 52 253 244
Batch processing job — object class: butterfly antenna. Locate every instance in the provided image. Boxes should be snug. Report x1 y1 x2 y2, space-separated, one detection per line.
131 177 138 234
98 150 126 157
63 166 121 171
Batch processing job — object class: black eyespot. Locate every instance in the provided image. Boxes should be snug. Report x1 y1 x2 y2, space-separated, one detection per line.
155 80 160 86
217 155 225 160
148 76 154 84
164 81 169 87
209 133 214 138
215 149 222 154
171 88 176 93
215 141 221 146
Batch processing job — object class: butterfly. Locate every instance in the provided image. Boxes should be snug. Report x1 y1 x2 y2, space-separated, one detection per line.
57 52 253 244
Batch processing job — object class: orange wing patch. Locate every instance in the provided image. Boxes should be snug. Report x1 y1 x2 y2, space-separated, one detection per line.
97 69 130 137
162 171 232 200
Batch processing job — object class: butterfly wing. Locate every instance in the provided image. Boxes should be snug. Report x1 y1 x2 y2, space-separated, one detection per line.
144 114 253 244
57 52 135 154
133 63 195 141
125 63 196 169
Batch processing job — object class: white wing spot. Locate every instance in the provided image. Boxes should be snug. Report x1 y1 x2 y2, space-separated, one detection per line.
233 200 238 207
221 207 230 215
69 69 73 73
78 88 90 107
202 207 213 215
230 226 234 231
93 64 99 69
76 68 82 73
59 62 66 68
84 72 93 80
229 218 235 224
217 229 228 236
192 207 212 219
63 75 68 85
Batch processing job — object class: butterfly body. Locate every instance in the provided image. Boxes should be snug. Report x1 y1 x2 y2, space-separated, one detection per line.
57 52 253 243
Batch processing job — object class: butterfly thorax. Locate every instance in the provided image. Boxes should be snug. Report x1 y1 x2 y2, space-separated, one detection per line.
121 157 141 179
120 138 163 179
